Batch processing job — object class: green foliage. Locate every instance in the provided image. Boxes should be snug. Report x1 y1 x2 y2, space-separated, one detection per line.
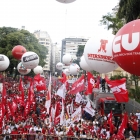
99 0 140 34
99 0 140 100
110 74 127 80
0 27 48 74
74 45 85 69
125 74 140 99
117 0 140 23
76 45 85 58
100 13 124 35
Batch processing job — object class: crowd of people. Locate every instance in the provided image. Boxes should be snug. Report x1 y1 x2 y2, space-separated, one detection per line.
0 73 140 140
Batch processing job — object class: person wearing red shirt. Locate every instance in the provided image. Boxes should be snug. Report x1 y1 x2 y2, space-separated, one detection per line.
41 126 46 134
131 118 138 138
17 124 24 134
24 121 32 132
74 124 79 132
11 127 18 140
67 127 74 140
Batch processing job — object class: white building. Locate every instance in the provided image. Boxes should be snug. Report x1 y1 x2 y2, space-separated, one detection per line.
34 30 52 71
61 37 89 62
61 37 89 70
51 43 60 74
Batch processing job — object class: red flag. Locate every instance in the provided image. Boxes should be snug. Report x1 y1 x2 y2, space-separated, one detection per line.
16 95 25 106
6 102 12 120
108 111 114 133
24 101 30 117
69 75 85 94
11 99 17 116
2 83 6 104
45 74 51 114
58 73 69 91
19 78 24 104
0 103 5 127
28 80 34 103
117 113 128 138
87 72 95 94
105 77 129 102
34 74 47 91
59 73 67 84
0 103 5 120
54 102 61 125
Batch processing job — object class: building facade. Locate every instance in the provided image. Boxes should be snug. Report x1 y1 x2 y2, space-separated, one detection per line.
101 67 131 78
34 30 52 72
61 37 89 62
51 43 60 75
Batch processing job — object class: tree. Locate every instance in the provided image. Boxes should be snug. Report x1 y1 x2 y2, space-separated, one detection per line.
0 27 48 75
99 0 140 99
129 75 140 99
74 45 85 66
100 0 140 34
117 0 140 23
100 12 124 35
76 45 85 58
110 74 127 80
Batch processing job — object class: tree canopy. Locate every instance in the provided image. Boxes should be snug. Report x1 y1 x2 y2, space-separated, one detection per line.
0 27 48 74
76 45 85 58
100 0 140 34
100 0 140 98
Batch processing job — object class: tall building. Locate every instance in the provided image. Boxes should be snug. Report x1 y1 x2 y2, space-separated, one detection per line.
61 37 89 62
51 43 60 75
34 30 52 72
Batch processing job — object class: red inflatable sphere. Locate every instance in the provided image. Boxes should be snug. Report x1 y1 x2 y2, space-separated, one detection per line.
112 19 140 76
12 45 26 60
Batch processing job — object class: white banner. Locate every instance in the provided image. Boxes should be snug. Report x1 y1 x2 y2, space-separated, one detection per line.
84 101 95 116
71 106 81 123
56 84 66 99
75 92 82 103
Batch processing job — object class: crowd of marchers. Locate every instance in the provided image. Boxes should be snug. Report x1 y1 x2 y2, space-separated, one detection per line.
0 73 140 140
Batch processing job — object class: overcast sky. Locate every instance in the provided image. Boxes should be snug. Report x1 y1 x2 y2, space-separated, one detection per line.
0 0 119 46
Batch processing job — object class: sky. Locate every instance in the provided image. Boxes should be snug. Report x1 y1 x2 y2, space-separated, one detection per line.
0 0 119 46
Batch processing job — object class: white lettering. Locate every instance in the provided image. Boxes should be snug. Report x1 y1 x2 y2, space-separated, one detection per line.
76 79 84 87
90 78 95 85
113 35 121 53
113 32 140 53
122 32 139 51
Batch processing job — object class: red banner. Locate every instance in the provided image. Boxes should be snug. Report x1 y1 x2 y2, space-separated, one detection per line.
34 74 47 91
105 77 129 102
2 83 7 104
69 75 85 94
87 72 95 94
117 113 128 139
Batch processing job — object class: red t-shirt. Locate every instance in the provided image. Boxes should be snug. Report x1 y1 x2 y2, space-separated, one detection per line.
100 133 107 139
67 130 74 136
17 127 24 134
42 128 46 134
132 120 138 131
11 130 18 140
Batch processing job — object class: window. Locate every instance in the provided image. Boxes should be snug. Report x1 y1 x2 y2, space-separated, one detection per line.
39 38 45 41
40 42 45 44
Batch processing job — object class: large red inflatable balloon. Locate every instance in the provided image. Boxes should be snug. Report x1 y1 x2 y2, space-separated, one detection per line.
112 19 140 76
12 45 26 60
